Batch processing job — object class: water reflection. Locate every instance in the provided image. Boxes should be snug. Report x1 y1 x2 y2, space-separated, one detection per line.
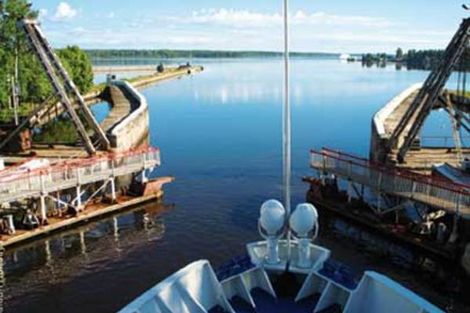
5 58 470 312
3 201 171 311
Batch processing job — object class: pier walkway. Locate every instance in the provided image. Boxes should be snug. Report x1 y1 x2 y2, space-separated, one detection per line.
310 148 470 219
0 146 160 205
93 65 156 73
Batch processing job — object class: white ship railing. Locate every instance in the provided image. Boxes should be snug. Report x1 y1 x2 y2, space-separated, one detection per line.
310 148 470 218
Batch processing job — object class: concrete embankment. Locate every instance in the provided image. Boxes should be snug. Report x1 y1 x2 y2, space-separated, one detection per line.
99 66 203 151
106 81 149 152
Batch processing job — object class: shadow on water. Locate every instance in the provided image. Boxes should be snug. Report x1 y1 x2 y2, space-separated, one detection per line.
316 213 469 312
2 201 172 313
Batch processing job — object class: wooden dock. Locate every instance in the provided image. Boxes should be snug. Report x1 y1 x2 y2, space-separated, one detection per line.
303 177 457 262
0 192 161 248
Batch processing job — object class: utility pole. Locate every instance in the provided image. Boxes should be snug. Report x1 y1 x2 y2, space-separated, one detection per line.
13 40 19 126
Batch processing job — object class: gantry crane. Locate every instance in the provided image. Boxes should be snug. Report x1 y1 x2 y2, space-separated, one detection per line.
388 17 470 163
0 19 110 155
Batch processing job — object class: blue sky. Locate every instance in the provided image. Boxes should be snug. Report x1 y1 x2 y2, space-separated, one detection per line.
34 0 468 53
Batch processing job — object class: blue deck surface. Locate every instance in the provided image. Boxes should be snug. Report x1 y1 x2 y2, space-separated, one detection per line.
212 256 356 313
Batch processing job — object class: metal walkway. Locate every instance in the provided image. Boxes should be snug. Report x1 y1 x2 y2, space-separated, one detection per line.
310 148 470 218
0 146 160 205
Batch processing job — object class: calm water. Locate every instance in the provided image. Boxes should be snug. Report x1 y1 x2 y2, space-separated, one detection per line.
3 59 467 313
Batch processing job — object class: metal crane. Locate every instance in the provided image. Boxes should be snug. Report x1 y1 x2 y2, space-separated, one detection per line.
0 14 110 155
388 17 470 163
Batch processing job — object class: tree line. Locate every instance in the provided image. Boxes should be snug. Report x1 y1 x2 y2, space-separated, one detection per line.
86 49 338 59
362 47 470 71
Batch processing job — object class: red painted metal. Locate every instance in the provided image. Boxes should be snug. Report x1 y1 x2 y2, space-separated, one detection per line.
310 148 470 195
0 146 160 182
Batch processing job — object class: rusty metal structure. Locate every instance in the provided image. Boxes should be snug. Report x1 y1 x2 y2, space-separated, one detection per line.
0 19 110 155
384 18 470 165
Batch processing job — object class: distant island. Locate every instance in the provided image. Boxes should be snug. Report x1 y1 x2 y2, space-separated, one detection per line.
86 48 470 71
85 49 339 59
360 48 470 71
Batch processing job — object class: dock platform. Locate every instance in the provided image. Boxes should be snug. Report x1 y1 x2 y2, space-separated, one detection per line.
0 193 161 248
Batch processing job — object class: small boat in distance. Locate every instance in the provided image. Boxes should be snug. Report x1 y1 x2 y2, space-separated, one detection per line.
339 53 351 61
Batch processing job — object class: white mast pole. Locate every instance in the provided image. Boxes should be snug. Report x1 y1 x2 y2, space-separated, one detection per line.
282 0 292 265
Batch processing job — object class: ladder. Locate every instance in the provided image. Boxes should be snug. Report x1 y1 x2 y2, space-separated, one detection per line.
389 18 470 162
19 19 110 155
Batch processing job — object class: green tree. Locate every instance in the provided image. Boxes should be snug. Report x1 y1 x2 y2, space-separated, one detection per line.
396 47 404 61
0 1 94 112
57 46 94 94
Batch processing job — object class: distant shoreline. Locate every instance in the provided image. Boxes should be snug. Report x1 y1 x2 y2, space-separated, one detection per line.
86 49 340 60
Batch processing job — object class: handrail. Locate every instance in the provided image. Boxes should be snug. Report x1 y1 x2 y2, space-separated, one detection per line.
0 146 159 184
310 149 470 195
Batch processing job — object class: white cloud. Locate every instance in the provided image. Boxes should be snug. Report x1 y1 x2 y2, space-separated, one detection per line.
187 9 392 29
51 2 78 21
293 11 392 28
190 9 282 27
41 7 455 53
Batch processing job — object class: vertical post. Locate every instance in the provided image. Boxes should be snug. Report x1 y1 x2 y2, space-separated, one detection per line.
39 195 47 223
283 0 292 268
39 173 47 224
76 185 82 210
56 191 61 216
13 43 19 126
110 178 116 202
76 168 82 211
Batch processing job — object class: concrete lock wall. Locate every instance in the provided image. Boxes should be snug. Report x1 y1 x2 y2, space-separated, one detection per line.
108 81 149 152
369 83 422 163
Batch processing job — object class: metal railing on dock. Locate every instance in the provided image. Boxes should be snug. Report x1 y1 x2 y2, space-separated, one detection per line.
310 148 470 218
0 146 160 204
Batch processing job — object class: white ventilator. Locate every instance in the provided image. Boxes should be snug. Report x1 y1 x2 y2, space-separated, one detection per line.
258 199 286 264
289 203 319 268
